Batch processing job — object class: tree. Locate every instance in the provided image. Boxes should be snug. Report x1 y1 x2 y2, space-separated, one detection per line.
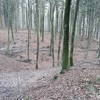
49 0 55 67
57 1 64 66
34 0 40 69
61 0 71 70
26 0 31 62
39 0 45 42
70 0 80 66
3 0 16 54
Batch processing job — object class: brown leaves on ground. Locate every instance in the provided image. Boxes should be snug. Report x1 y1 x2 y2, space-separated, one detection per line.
29 67 100 100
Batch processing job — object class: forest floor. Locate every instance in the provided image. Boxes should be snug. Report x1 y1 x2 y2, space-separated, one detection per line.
0 29 100 100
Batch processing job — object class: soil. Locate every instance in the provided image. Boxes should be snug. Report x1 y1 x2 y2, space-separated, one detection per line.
0 29 100 100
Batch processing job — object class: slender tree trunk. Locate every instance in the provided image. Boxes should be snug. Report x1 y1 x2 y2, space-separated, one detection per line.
57 10 64 66
70 0 80 66
7 25 10 54
35 0 39 69
10 23 14 41
55 5 58 40
40 0 45 42
49 2 55 67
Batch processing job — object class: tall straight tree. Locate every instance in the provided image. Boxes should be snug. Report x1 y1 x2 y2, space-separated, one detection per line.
26 0 31 61
40 0 45 42
49 0 55 67
62 0 71 70
3 0 15 54
70 0 80 66
35 0 39 69
57 7 64 66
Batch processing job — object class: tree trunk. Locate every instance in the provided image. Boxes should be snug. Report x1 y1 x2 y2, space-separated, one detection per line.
61 0 71 70
70 0 80 66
